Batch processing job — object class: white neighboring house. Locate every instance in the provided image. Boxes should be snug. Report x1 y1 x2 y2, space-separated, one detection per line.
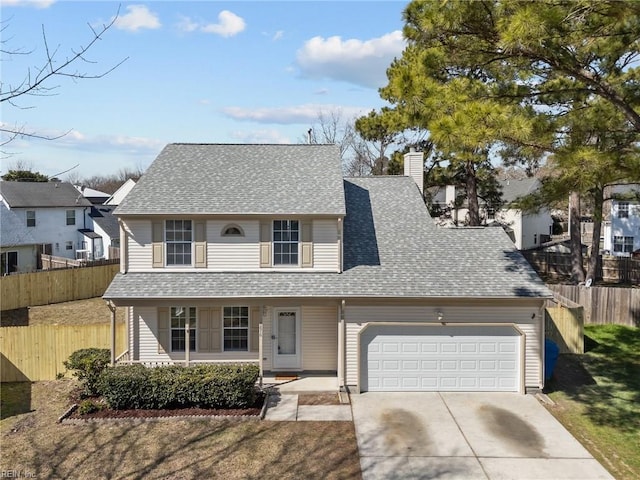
0 203 38 274
88 205 120 259
0 181 93 261
603 184 640 257
430 178 553 250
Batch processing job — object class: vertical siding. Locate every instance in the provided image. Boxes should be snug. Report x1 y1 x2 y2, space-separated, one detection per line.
208 220 260 270
124 219 152 271
313 220 340 271
344 304 543 389
302 305 338 370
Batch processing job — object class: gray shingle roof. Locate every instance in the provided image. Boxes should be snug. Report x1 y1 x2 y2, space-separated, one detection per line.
500 178 540 204
115 144 346 216
105 176 551 301
0 182 92 208
89 205 119 239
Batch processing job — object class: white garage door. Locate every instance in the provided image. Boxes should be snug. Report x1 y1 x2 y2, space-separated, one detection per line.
361 325 521 392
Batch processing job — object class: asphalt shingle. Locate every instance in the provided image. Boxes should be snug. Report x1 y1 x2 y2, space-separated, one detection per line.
0 182 92 208
115 144 346 216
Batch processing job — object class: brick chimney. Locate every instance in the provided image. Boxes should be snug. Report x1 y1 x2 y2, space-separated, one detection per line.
403 148 424 194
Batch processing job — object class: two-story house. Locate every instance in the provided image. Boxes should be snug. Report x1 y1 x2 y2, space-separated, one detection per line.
602 184 640 257
104 144 552 393
0 202 38 274
0 182 93 262
430 178 553 250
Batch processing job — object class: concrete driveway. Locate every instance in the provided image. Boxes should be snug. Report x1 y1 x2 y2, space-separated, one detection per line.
351 392 614 480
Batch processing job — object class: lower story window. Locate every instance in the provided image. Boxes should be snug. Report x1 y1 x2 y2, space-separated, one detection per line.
613 236 634 253
171 307 196 352
223 306 248 351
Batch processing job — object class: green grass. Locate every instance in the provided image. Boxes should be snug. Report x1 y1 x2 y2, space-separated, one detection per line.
545 324 640 480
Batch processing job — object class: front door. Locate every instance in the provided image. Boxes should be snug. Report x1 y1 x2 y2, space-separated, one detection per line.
273 308 301 370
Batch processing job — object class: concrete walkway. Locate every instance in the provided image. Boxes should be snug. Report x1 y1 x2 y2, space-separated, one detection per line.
351 392 614 480
264 393 352 421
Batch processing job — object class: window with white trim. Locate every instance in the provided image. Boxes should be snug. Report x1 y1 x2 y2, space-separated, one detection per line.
223 306 249 351
617 202 629 218
613 236 634 253
66 210 76 225
66 241 73 250
273 220 299 265
166 220 192 265
170 306 196 352
26 210 36 227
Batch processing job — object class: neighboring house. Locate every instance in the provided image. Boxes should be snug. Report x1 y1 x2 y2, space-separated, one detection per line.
104 144 551 394
104 179 137 206
88 205 120 259
430 178 553 250
0 203 38 274
75 185 110 205
602 184 640 257
0 182 93 261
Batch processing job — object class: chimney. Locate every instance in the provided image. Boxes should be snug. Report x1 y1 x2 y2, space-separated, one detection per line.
404 147 424 194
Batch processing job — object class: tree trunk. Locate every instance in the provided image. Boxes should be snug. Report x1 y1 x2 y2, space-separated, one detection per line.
466 161 481 226
586 187 604 283
569 191 585 283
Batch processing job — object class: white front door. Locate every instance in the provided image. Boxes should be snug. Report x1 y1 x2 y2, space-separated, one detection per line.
273 308 301 370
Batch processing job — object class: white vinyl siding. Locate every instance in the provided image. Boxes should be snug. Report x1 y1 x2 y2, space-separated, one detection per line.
208 220 260 270
134 305 259 363
312 219 340 271
344 304 542 390
301 305 338 371
125 220 153 271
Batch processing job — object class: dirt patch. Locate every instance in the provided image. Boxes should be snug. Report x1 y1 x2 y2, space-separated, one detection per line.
297 393 341 406
1 298 125 327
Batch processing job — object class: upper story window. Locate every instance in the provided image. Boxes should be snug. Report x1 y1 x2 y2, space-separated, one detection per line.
273 220 299 265
221 224 244 237
66 210 76 226
26 210 36 227
617 202 629 218
613 236 634 253
166 220 192 266
171 306 196 352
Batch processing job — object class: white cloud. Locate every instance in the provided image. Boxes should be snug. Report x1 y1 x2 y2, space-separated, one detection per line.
114 5 161 32
295 30 405 89
221 104 368 125
273 30 284 41
228 129 291 144
2 0 54 8
180 10 245 37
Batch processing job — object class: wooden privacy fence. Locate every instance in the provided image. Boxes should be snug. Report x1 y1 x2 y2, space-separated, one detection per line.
0 263 120 311
548 284 640 327
522 251 640 284
1 323 126 382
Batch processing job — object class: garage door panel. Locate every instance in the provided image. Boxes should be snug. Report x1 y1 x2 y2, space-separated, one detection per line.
362 326 520 392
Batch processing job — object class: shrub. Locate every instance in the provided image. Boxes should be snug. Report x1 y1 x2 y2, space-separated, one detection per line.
97 363 260 410
77 399 105 415
63 348 110 396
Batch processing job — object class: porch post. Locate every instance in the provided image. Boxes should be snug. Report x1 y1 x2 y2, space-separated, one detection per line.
258 322 264 387
338 300 345 388
107 301 116 366
185 315 190 367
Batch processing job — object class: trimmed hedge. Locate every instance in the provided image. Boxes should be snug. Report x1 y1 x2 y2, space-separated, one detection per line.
64 348 111 396
98 364 260 410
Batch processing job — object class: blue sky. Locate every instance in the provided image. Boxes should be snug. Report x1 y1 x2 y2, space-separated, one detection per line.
2 0 407 180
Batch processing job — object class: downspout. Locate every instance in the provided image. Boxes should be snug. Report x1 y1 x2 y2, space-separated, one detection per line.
107 300 117 366
185 315 190 367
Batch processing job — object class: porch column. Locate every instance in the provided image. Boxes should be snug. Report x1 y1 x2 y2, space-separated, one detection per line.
185 315 190 367
258 322 264 386
107 301 116 366
338 300 345 388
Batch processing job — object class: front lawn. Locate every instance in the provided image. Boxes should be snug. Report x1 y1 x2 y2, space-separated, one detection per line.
544 324 640 480
0 380 361 480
